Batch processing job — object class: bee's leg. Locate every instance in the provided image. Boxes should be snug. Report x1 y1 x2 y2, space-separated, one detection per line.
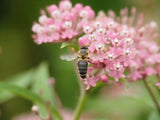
87 57 92 64
88 59 97 66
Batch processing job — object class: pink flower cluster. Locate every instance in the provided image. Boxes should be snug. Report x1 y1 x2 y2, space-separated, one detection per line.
32 0 95 44
114 8 160 82
78 11 136 90
127 21 160 80
107 8 160 89
79 8 160 90
32 0 160 90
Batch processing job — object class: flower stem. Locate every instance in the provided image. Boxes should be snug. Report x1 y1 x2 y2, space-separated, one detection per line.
73 91 88 120
143 78 160 114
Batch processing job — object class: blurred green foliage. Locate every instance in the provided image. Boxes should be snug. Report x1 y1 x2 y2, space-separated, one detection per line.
0 0 160 120
0 63 62 120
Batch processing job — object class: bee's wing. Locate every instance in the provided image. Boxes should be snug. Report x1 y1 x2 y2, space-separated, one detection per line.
60 52 77 61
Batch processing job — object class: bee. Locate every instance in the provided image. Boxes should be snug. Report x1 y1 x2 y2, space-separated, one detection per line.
60 47 89 79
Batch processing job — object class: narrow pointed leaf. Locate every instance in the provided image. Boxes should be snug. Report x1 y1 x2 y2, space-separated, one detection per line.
0 70 34 103
0 82 42 104
60 42 73 49
31 62 62 119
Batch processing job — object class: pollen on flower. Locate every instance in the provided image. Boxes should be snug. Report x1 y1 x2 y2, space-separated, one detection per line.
63 21 72 29
108 54 113 60
115 39 119 44
113 38 119 46
84 26 92 34
108 22 114 28
122 30 129 37
95 21 102 28
97 44 102 49
97 28 105 35
89 34 96 41
115 63 121 71
125 49 130 56
48 25 55 32
125 38 133 45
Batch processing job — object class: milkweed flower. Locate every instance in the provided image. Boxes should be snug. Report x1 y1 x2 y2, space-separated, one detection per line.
116 8 160 81
80 7 160 90
32 0 95 44
79 10 136 90
32 1 160 90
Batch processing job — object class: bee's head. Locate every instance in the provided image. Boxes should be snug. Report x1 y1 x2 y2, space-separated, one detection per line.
80 47 88 57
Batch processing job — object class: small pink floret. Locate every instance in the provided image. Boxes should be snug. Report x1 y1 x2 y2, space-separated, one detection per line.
100 75 108 83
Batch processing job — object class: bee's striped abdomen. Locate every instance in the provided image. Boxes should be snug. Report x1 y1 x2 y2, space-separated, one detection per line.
78 60 88 79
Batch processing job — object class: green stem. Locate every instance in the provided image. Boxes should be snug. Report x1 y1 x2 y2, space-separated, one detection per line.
143 78 160 114
73 92 88 120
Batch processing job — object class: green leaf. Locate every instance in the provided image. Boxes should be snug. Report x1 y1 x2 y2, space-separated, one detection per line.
0 82 42 104
31 62 62 119
124 70 129 76
0 62 62 120
0 82 62 119
119 77 126 82
0 69 34 103
148 111 160 120
60 42 73 49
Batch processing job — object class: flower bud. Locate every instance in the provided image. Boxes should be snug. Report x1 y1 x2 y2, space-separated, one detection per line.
100 75 108 83
39 15 47 25
31 105 39 115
